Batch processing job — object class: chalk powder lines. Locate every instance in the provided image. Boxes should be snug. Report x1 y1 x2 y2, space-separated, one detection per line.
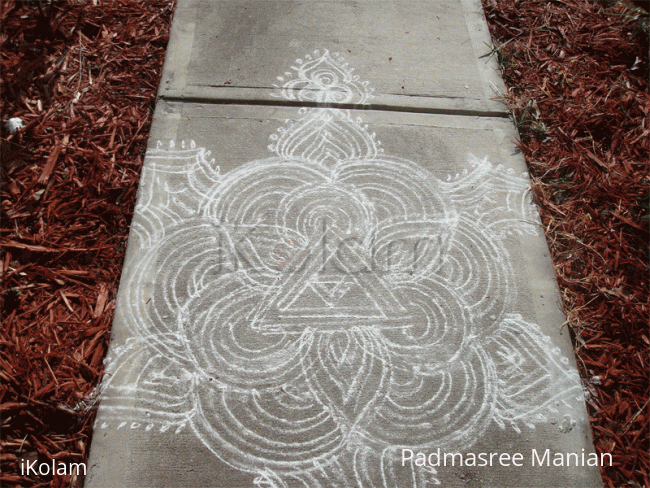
96 49 584 487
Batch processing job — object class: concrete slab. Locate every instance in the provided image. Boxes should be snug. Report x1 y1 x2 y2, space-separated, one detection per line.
160 0 507 115
86 48 602 487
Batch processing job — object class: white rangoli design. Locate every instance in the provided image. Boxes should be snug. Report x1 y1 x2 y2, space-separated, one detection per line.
96 50 584 487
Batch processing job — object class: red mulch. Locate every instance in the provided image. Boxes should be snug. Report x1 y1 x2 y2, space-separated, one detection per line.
481 0 650 486
1 0 648 487
0 0 176 486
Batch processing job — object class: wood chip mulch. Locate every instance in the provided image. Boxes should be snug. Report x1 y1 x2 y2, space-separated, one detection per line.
1 0 648 487
481 0 649 486
0 0 176 486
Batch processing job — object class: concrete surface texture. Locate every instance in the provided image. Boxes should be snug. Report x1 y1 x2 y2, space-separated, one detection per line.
86 1 604 487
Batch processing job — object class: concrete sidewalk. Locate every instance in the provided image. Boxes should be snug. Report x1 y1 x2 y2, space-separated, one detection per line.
86 1 604 487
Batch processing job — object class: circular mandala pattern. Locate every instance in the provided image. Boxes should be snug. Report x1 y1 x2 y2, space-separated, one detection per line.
139 147 492 477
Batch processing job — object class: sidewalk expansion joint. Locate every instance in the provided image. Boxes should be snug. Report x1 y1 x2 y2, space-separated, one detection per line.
157 94 510 119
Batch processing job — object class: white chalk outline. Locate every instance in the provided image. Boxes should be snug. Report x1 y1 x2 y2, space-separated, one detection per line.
96 50 584 487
